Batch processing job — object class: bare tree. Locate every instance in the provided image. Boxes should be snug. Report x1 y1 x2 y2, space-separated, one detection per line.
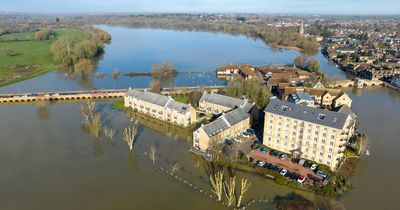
103 126 115 140
112 68 119 79
210 170 224 201
149 79 161 93
80 101 102 138
171 162 180 175
122 125 138 151
224 176 236 207
236 178 251 208
88 113 102 138
149 144 158 165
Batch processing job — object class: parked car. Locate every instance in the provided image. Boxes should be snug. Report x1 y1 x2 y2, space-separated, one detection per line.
263 163 271 169
274 167 282 173
270 150 279 157
259 148 268 153
290 173 300 181
257 161 266 167
240 132 250 138
234 137 243 143
284 171 293 178
297 175 306 183
316 171 327 178
310 164 318 171
298 159 306 166
254 140 262 145
224 139 233 146
246 128 255 134
267 164 276 170
279 154 287 160
280 169 288 176
303 161 311 168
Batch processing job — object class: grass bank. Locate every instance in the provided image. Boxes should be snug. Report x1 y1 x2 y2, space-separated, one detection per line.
0 28 87 87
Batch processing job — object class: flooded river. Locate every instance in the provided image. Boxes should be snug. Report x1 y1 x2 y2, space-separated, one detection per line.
0 26 399 209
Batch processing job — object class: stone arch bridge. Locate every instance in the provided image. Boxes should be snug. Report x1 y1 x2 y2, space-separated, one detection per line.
331 78 384 88
0 86 225 104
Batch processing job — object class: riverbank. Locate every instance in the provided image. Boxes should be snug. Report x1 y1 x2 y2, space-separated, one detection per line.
0 28 83 87
0 27 111 87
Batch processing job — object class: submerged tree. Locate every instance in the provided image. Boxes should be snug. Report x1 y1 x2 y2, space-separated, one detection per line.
149 144 158 165
224 176 236 207
236 178 251 208
122 125 138 151
171 162 180 175
112 68 119 80
210 170 224 202
80 101 103 138
103 126 115 140
88 112 102 138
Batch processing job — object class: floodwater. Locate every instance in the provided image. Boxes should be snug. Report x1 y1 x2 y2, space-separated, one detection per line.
0 26 399 209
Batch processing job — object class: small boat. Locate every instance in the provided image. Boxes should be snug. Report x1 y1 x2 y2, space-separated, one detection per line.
366 150 370 156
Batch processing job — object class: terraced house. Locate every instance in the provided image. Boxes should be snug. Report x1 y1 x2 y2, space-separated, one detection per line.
199 92 259 124
124 89 196 127
193 108 250 152
263 100 357 171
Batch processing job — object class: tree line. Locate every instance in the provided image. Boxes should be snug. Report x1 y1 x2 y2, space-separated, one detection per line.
103 15 319 53
51 28 111 76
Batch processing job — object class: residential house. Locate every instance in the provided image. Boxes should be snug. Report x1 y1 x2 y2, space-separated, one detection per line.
193 108 250 152
124 89 196 127
199 92 259 124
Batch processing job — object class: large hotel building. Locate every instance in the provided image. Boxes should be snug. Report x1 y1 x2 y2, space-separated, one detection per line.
263 100 357 170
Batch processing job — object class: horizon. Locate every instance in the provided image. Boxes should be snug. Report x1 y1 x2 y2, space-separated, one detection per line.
1 0 399 15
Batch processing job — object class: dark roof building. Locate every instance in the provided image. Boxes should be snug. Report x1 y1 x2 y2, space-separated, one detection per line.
264 99 350 129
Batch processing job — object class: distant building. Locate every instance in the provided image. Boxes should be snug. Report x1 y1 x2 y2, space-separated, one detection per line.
263 100 357 171
289 92 316 107
193 108 250 152
282 87 352 109
216 64 257 80
390 76 400 87
299 21 304 34
124 89 196 127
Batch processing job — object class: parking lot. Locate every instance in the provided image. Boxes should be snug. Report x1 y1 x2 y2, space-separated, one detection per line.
221 129 257 156
248 150 316 179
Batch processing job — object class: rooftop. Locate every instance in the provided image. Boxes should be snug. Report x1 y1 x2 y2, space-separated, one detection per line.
202 108 250 137
200 92 254 113
126 89 189 114
264 99 350 129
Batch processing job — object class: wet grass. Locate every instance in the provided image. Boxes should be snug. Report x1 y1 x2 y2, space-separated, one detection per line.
0 28 87 87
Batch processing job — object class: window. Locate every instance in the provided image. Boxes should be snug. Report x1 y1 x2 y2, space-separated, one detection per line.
327 161 331 165
329 148 333 152
331 135 335 140
330 142 334 146
291 144 294 148
320 152 323 156
328 155 332 158
323 133 327 137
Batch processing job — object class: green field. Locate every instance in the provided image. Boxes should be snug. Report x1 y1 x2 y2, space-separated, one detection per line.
0 28 87 87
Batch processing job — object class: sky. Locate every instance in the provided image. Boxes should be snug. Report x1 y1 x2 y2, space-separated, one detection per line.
1 0 399 15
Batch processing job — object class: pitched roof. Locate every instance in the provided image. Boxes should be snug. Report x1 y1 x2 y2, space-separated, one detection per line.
126 89 189 114
334 105 357 120
264 99 350 129
202 108 250 137
200 93 254 113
